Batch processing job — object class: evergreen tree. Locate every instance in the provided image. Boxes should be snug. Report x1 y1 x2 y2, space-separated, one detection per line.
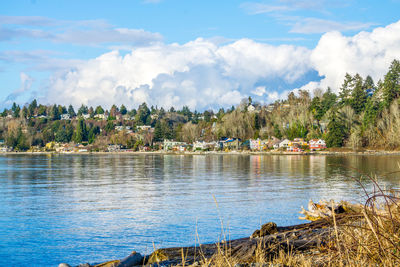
153 120 164 141
325 111 346 147
73 118 87 143
95 105 104 115
50 104 60 120
309 97 324 121
362 98 379 130
77 104 88 116
137 102 150 124
28 99 37 117
321 87 337 113
339 73 354 106
120 104 127 115
55 126 69 143
68 105 76 117
382 59 400 108
350 74 367 114
37 105 47 116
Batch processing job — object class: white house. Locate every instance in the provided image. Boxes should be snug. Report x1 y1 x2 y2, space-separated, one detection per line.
249 139 261 150
279 139 290 149
60 114 70 120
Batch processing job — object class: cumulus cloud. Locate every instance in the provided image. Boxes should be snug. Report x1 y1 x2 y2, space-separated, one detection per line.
304 20 400 92
46 38 312 110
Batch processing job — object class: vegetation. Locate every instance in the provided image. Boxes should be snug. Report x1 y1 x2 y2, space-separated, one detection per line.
1 59 400 151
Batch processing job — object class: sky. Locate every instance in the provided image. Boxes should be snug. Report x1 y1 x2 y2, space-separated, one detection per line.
1 0 400 111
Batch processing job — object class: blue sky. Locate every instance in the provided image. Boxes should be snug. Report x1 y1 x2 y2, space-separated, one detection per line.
1 0 400 110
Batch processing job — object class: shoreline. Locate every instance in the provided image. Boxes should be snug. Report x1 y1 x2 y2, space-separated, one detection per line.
2 149 400 156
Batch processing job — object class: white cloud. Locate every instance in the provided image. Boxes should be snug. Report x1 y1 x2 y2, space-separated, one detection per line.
252 86 266 96
9 20 400 110
307 20 400 93
46 38 312 110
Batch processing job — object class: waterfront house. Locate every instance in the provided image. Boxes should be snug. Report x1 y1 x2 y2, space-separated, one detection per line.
309 139 327 150
249 139 262 151
163 140 187 151
278 139 290 149
223 138 241 150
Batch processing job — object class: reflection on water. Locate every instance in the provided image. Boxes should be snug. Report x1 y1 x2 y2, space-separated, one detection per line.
0 154 400 266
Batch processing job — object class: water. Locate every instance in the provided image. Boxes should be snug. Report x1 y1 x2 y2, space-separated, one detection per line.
1 154 400 266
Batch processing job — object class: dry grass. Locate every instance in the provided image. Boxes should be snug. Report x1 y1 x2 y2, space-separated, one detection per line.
175 173 400 267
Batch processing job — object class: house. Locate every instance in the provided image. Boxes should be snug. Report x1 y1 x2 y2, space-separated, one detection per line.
107 144 122 152
247 105 256 112
278 139 290 149
223 138 241 150
287 143 303 152
137 125 152 131
249 139 262 151
163 140 187 151
60 114 70 120
0 146 12 152
309 139 327 150
83 114 91 119
193 141 215 151
289 138 308 148
94 114 107 120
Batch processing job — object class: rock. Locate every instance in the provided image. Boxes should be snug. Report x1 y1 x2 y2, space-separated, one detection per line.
77 264 90 267
250 222 277 238
116 251 144 267
58 264 71 267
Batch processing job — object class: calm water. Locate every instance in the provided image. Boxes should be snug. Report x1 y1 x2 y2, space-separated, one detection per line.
1 154 400 266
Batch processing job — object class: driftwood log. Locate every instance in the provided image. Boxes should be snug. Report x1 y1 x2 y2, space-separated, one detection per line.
82 213 360 267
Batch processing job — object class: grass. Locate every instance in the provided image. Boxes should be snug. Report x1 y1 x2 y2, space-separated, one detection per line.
168 172 400 267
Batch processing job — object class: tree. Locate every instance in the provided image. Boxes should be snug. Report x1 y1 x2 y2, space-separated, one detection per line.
50 104 60 120
309 97 324 121
28 99 37 117
321 87 337 113
137 102 150 124
325 111 346 148
73 118 87 143
11 103 20 118
37 105 47 116
77 104 88 116
382 59 400 108
95 105 104 115
120 104 127 115
339 73 354 106
55 126 69 143
153 120 163 141
350 74 367 114
68 105 76 117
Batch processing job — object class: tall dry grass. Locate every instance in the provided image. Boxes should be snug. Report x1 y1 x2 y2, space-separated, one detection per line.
176 172 400 267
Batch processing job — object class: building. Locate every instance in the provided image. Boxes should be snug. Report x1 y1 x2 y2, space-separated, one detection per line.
278 139 290 149
60 114 70 120
249 139 261 151
163 140 187 151
94 114 107 120
309 139 327 150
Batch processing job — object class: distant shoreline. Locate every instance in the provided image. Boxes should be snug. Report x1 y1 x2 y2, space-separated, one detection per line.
2 149 400 156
